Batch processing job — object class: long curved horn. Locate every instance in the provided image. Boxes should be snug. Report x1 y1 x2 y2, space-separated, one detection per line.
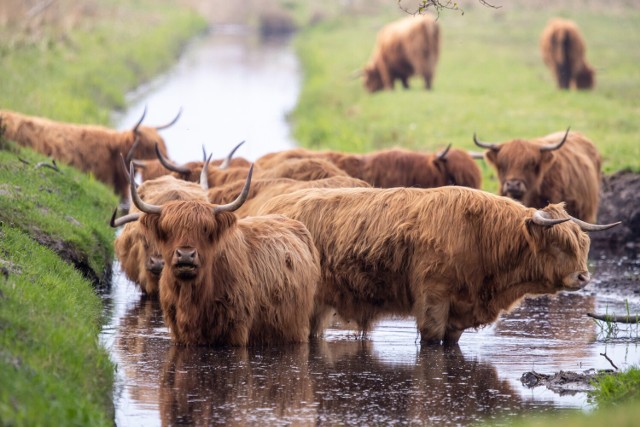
129 163 162 214
110 207 141 228
531 210 571 227
131 159 147 169
468 151 486 160
200 153 213 190
202 145 207 162
540 127 570 152
132 105 148 134
473 132 500 151
570 216 621 232
155 143 190 174
154 107 182 130
436 143 452 161
213 164 254 214
124 134 141 165
219 140 246 170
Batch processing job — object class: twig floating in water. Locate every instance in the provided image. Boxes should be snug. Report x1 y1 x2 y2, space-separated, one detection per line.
599 352 619 370
588 312 640 324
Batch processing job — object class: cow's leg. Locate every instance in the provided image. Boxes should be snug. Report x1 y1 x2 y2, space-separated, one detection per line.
378 64 394 90
401 77 410 89
416 297 449 345
423 72 433 90
443 328 463 345
309 303 333 338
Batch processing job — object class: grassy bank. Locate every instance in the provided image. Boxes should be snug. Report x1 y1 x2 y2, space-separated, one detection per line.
290 1 640 194
0 2 206 425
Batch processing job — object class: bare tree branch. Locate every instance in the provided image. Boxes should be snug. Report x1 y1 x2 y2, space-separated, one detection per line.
588 312 640 324
398 0 501 16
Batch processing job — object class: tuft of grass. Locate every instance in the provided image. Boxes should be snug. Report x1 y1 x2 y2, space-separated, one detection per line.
290 2 640 188
590 367 640 406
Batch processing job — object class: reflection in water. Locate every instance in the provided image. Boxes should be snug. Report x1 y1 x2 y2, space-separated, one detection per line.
101 263 640 426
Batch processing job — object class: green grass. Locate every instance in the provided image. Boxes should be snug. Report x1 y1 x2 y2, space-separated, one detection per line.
0 1 207 124
591 367 640 406
0 1 207 425
0 227 114 426
290 2 640 191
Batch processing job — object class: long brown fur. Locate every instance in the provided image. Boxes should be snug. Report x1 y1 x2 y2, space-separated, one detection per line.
363 14 440 92
482 130 601 222
540 18 595 90
0 109 171 198
207 176 371 217
114 176 209 296
137 200 320 346
257 186 592 344
256 147 482 189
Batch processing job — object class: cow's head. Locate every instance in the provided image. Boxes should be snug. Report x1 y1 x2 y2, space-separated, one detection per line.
363 65 384 92
130 163 253 282
126 106 182 161
474 128 570 203
431 145 483 188
522 203 620 292
575 65 595 90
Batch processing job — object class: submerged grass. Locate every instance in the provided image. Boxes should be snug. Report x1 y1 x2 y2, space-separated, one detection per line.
291 2 640 192
0 1 207 425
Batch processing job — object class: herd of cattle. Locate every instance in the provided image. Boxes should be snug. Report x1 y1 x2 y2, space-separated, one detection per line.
362 15 594 92
0 15 611 347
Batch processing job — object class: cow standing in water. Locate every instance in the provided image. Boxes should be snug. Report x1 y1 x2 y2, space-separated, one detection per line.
474 128 601 222
257 185 619 344
120 165 320 346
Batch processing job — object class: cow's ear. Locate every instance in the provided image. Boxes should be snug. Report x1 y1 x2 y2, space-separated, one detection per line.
485 149 498 166
522 219 541 255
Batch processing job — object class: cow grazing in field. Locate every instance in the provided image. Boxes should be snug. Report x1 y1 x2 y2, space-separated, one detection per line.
121 164 320 345
207 175 371 217
133 141 251 182
0 107 180 198
257 185 619 344
256 145 482 189
474 128 601 222
363 14 440 92
540 18 595 89
113 173 210 296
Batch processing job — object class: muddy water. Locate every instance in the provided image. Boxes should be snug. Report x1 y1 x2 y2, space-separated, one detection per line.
100 27 640 426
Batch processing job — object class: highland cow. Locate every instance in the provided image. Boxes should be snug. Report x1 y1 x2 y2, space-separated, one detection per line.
363 14 440 92
0 107 179 198
121 165 320 346
474 128 601 222
207 175 371 217
113 174 210 296
257 185 619 344
540 18 595 89
256 145 482 189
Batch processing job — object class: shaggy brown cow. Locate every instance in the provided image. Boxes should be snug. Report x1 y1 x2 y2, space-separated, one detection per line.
123 165 320 345
207 175 371 217
540 18 595 89
0 107 179 198
474 128 601 222
256 145 482 189
257 185 619 344
363 14 440 92
113 175 209 296
134 141 251 182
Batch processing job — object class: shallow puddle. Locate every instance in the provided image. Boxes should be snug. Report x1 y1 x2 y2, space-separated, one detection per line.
100 252 640 426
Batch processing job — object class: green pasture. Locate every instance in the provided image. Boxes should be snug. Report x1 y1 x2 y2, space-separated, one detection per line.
291 2 640 194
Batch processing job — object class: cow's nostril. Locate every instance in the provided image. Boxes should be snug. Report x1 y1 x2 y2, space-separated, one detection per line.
578 272 590 283
176 248 196 262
